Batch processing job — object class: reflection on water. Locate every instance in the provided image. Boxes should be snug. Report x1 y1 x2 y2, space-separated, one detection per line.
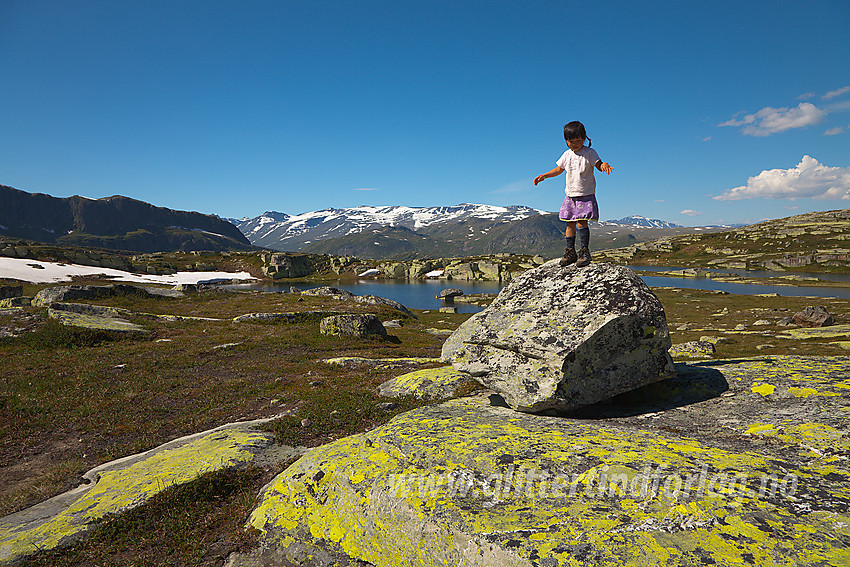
231 279 502 312
229 264 850 311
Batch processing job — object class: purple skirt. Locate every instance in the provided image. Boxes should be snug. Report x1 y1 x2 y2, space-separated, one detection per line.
559 194 599 221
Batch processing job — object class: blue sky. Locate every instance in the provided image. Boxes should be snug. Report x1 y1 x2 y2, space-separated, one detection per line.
1 0 848 226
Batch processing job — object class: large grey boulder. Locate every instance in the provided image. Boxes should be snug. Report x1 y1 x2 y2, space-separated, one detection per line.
442 261 675 413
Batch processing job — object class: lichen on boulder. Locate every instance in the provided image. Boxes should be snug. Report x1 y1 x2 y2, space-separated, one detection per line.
239 356 850 567
319 314 387 338
378 366 480 399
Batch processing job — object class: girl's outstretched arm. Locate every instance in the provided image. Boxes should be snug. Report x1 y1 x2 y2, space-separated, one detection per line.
596 161 613 174
534 166 564 185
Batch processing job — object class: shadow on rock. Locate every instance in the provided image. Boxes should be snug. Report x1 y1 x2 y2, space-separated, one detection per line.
529 362 729 419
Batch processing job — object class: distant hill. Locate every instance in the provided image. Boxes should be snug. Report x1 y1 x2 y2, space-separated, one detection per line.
0 184 254 253
595 208 850 272
232 204 739 260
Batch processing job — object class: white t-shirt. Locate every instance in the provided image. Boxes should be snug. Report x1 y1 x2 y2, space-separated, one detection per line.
556 146 601 197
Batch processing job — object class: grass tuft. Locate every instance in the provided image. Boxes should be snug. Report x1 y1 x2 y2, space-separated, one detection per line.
261 389 429 446
0 318 125 349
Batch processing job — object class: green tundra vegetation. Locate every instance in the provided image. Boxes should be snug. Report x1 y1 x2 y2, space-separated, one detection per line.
2 209 849 565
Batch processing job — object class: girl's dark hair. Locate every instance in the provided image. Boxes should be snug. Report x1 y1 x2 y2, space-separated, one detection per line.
564 121 591 147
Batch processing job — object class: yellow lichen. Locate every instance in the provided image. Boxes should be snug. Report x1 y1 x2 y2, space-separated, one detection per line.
0 428 268 563
751 383 776 396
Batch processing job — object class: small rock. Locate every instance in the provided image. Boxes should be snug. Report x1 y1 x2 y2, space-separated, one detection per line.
699 335 731 345
753 320 772 326
734 324 748 331
309 381 323 387
437 288 464 300
302 286 355 299
676 323 691 331
319 314 387 338
425 328 454 336
669 340 716 358
793 306 834 328
756 344 775 350
300 418 312 428
0 285 23 300
439 306 458 313
375 402 399 411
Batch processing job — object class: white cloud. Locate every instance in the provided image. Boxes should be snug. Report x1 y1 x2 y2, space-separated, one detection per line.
702 136 711 142
797 92 816 100
490 179 532 194
718 103 826 136
826 99 850 113
823 86 850 100
713 156 850 201
824 126 846 136
680 209 702 216
354 187 380 191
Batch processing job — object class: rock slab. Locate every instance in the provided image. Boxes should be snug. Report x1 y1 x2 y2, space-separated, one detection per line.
378 366 480 399
0 421 295 565
442 261 675 412
240 356 850 567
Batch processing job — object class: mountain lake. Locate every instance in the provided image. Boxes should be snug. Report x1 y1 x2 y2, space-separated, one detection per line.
227 266 850 312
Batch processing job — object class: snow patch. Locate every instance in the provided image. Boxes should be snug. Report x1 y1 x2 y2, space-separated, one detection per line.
0 258 256 285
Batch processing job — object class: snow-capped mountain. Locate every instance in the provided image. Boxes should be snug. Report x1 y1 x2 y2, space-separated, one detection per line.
232 204 547 251
605 215 683 229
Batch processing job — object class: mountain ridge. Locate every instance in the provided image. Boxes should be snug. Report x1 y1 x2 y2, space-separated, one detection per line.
0 184 254 253
232 205 742 259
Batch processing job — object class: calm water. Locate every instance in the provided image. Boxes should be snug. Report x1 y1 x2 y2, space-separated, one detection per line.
231 279 502 313
229 266 850 311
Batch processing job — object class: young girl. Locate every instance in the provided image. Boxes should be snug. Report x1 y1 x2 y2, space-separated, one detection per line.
534 121 613 267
